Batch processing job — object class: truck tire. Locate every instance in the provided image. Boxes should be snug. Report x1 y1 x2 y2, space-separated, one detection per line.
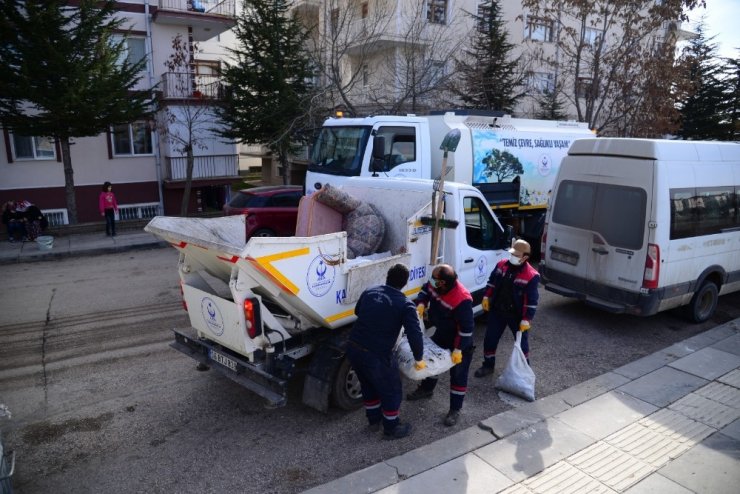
686 280 718 323
251 228 275 237
331 357 363 411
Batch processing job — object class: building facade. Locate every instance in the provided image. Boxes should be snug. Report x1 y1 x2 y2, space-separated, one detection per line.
0 0 241 224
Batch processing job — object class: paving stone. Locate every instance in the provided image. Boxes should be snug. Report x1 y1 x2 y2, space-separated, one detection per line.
301 462 398 494
522 460 616 494
566 441 654 491
618 366 707 407
720 419 740 442
555 391 656 440
376 453 514 494
479 408 547 439
668 347 740 380
387 426 496 478
669 390 740 429
711 333 740 357
605 409 715 467
718 369 740 389
613 350 682 380
624 473 694 494
555 372 630 407
474 418 595 482
659 431 740 493
694 381 740 408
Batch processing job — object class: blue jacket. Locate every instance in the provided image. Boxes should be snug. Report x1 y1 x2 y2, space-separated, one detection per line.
349 285 424 361
416 281 474 351
484 259 540 322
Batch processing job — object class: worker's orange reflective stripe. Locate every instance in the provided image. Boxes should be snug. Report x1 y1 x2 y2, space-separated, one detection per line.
252 247 310 295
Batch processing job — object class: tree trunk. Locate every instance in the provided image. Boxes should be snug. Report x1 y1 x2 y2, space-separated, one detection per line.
60 137 78 224
279 149 291 185
180 146 194 216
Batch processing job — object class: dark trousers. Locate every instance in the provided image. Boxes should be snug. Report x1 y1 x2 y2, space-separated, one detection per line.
104 209 116 236
7 221 26 240
482 314 529 367
346 343 402 433
417 345 474 411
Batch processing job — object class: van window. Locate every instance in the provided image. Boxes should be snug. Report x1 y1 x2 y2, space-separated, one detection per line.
553 180 647 250
670 186 738 239
375 126 417 170
464 196 498 250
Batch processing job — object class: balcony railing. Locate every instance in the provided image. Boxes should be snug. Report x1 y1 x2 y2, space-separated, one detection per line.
158 0 236 18
164 154 239 181
160 72 224 100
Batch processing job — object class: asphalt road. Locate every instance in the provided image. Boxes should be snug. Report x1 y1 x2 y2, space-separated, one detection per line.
1 248 739 493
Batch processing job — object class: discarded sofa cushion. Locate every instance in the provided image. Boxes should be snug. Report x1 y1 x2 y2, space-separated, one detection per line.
315 184 360 214
344 202 385 258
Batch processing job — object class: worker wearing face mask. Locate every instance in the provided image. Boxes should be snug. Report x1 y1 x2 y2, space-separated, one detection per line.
474 239 540 378
407 264 474 427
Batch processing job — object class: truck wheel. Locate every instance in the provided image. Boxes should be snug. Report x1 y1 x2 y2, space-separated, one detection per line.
686 281 718 323
332 357 363 411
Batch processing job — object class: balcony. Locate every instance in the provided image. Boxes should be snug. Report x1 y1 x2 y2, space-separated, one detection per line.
160 72 224 100
164 154 239 181
345 16 431 55
154 0 236 41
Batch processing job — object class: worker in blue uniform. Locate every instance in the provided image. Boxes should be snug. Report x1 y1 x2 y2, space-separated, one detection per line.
474 239 540 377
346 263 426 440
407 264 474 427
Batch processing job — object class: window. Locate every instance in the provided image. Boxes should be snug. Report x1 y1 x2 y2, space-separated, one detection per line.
375 126 417 171
583 27 602 47
529 72 555 93
670 186 738 239
576 77 595 99
361 2 368 18
112 35 146 70
426 0 448 25
464 196 499 250
362 64 369 87
330 8 339 34
552 180 647 250
525 17 554 42
269 191 302 208
430 60 447 85
477 2 492 34
10 135 56 160
111 122 153 156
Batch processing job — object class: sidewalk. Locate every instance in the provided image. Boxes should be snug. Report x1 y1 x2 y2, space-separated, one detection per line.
0 229 167 265
304 318 740 494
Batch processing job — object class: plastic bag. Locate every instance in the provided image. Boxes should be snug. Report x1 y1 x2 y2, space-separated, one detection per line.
495 331 536 401
396 334 454 380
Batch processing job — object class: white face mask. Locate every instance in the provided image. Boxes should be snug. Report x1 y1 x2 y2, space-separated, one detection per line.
508 255 524 266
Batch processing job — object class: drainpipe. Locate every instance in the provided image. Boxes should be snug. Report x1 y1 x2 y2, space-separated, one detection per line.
145 0 165 215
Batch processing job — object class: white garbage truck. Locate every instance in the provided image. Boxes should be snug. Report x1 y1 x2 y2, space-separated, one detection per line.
306 110 594 259
145 177 513 411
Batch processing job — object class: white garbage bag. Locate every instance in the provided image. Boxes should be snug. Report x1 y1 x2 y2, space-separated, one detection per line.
495 331 536 401
396 334 454 380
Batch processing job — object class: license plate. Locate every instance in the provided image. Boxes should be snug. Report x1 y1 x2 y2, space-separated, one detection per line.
550 249 579 266
209 349 238 371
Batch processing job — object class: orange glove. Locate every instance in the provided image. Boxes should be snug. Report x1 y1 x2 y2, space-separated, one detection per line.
414 360 427 371
481 297 490 312
519 320 531 332
451 349 462 365
416 304 425 319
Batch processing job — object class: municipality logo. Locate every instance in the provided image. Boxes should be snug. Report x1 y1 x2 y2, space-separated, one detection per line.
306 256 335 297
201 297 224 336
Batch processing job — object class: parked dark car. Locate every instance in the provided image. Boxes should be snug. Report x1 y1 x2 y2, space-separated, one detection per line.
223 185 303 239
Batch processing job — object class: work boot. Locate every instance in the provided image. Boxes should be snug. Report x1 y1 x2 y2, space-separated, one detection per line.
383 422 412 440
474 365 495 378
367 421 381 433
406 386 433 401
444 410 460 427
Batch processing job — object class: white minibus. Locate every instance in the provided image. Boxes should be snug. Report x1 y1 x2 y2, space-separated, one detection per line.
541 138 740 322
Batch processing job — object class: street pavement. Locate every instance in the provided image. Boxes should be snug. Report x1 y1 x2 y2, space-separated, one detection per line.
1 228 739 493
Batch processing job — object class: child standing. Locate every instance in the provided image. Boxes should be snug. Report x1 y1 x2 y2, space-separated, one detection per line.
99 182 119 236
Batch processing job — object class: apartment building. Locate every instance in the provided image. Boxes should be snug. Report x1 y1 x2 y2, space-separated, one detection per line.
0 0 241 225
291 0 683 123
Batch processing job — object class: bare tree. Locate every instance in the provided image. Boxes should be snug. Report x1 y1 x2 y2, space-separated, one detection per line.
519 0 705 134
157 34 219 216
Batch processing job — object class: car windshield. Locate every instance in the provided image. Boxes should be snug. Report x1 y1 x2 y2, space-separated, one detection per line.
308 125 371 176
229 192 268 209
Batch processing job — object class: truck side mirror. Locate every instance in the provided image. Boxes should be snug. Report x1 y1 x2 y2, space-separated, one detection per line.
503 225 515 249
370 135 386 176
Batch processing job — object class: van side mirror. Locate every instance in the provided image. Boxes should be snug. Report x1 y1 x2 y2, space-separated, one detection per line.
370 135 386 176
503 225 514 249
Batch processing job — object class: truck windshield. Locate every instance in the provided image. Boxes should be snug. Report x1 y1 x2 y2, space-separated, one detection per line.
308 126 371 177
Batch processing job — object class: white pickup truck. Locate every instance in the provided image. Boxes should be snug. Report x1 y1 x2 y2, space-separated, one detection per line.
145 177 513 411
